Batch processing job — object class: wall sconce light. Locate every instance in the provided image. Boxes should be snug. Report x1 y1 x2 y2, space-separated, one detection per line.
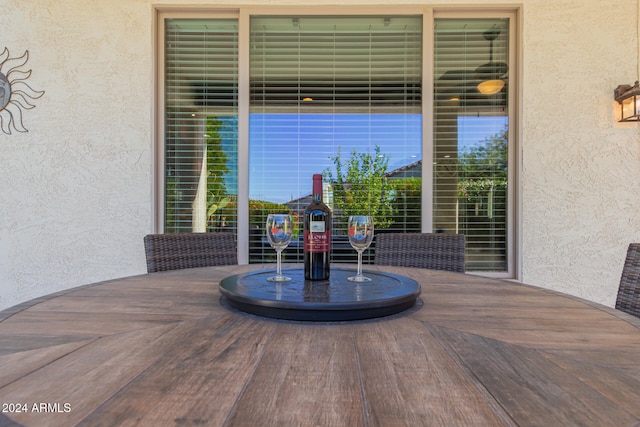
614 81 640 122
615 0 640 122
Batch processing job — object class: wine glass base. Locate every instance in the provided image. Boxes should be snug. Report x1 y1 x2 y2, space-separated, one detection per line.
347 275 372 282
267 275 292 282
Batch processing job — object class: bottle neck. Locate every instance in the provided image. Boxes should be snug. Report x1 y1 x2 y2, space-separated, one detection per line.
312 176 323 203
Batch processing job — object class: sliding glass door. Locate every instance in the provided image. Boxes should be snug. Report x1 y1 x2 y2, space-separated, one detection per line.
434 18 510 271
158 9 515 274
248 16 422 263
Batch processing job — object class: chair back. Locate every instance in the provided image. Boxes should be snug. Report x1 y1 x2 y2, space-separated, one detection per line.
374 232 465 272
144 232 237 273
616 243 640 318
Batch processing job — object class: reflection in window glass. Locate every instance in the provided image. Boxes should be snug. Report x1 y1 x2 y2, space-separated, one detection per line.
249 16 423 264
164 19 239 235
434 18 509 271
160 13 514 273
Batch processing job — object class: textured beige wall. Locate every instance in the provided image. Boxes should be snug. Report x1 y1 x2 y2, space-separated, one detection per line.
521 0 640 304
0 0 154 309
1 0 639 311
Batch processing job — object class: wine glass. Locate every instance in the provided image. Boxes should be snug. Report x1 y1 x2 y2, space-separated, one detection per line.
266 214 293 281
347 215 374 282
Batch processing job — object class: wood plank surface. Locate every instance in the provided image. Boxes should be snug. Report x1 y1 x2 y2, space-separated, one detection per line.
430 324 638 426
0 264 639 427
3 322 185 426
227 322 364 426
77 314 276 426
0 339 93 387
542 351 640 418
354 317 510 426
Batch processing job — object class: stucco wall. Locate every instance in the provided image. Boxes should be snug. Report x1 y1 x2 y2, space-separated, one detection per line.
521 0 640 304
1 0 153 309
1 0 639 311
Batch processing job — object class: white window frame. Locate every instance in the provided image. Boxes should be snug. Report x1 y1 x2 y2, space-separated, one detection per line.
153 5 520 278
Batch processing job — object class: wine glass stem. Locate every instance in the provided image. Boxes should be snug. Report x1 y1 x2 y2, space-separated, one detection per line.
357 250 363 277
276 249 282 276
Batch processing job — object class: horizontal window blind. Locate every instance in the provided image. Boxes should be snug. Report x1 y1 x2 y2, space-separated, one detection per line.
164 19 239 236
250 16 422 113
248 16 423 264
159 12 515 273
433 18 509 271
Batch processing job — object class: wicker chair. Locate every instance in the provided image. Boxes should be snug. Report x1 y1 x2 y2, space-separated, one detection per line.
143 232 237 273
615 243 640 318
374 232 466 272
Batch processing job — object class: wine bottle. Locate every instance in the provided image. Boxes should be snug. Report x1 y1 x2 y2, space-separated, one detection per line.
304 174 332 280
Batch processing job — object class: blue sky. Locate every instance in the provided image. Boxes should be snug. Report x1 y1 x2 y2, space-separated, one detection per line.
218 113 506 204
249 113 422 203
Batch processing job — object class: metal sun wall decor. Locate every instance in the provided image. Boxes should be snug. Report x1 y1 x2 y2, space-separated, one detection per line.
0 48 45 135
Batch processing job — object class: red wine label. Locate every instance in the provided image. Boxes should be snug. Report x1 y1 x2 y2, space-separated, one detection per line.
304 229 331 252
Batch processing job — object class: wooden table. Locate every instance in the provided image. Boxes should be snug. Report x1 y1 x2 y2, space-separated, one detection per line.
1 264 640 427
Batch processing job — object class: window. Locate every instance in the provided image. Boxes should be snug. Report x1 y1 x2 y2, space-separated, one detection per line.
158 8 516 275
434 18 511 272
163 18 239 235
249 16 422 263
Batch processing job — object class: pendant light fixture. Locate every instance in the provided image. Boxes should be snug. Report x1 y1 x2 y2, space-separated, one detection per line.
476 29 508 95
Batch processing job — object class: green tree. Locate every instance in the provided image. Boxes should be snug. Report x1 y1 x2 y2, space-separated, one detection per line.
205 117 230 230
457 125 508 223
324 146 393 228
387 177 422 232
459 126 507 180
